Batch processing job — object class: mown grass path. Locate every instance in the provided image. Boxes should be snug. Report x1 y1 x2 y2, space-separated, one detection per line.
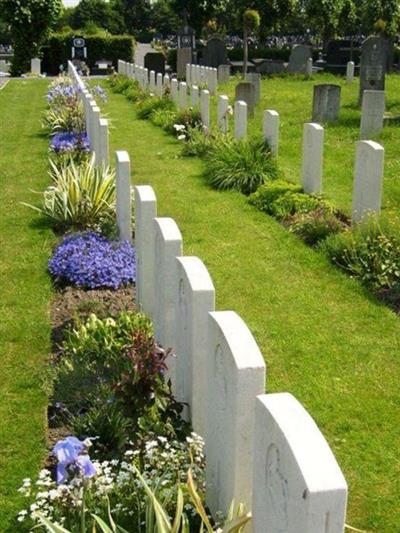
0 79 54 529
104 86 400 532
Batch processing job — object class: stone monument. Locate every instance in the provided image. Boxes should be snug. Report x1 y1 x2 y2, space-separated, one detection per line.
359 35 389 105
287 45 312 74
312 84 341 123
204 35 228 68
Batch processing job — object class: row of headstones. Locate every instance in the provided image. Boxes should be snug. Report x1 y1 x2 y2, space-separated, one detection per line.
68 60 109 167
117 59 385 225
134 183 348 531
75 60 349 529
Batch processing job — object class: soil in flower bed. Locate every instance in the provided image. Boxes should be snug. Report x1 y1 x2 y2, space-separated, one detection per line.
51 285 136 347
376 287 400 315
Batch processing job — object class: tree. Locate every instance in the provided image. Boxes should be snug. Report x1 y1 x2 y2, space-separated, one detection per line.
304 0 356 49
360 0 400 36
1 0 62 75
170 0 228 35
113 0 153 35
71 0 126 34
150 0 181 36
243 9 260 77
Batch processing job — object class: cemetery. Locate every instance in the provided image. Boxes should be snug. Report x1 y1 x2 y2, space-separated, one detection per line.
1 1 400 533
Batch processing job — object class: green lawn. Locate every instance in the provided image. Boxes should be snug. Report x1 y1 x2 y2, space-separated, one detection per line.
0 79 54 530
214 72 400 234
103 83 400 533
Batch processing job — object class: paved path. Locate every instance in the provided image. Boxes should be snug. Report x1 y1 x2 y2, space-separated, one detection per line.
134 43 153 67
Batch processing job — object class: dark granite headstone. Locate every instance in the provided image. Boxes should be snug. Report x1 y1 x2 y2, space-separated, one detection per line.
177 47 192 79
287 45 311 74
312 84 341 123
144 52 166 75
235 82 256 117
204 35 227 68
359 35 389 104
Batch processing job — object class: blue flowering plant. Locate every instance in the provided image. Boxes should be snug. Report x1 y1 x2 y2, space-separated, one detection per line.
92 85 108 103
48 232 135 290
50 132 90 155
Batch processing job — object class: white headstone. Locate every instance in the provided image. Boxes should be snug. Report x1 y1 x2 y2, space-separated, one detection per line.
360 90 385 140
191 64 197 84
143 68 149 89
171 78 178 103
116 151 132 242
178 81 187 110
201 89 210 130
31 57 41 75
90 104 100 162
154 218 183 387
208 68 218 95
175 256 215 435
352 140 384 223
163 73 170 90
252 393 348 533
134 186 157 318
302 122 324 194
205 311 266 516
186 63 191 84
156 72 163 97
217 95 229 133
149 70 156 92
191 85 199 108
346 61 355 84
263 110 280 156
97 118 109 167
234 100 247 140
306 57 313 77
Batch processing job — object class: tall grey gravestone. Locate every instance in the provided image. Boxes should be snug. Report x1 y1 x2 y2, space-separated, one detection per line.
235 82 256 117
204 35 228 68
359 35 389 105
144 52 166 75
177 48 192 79
218 64 231 84
312 84 341 123
287 45 312 74
245 72 261 105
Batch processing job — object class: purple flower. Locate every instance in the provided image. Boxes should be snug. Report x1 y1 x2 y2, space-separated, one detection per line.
53 436 96 484
47 84 78 104
48 232 136 290
92 85 108 103
50 132 90 154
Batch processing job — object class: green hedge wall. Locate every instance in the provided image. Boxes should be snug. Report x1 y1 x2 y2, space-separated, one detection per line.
42 32 135 75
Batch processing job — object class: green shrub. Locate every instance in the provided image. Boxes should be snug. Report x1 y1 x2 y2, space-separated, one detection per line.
137 95 174 120
270 192 326 220
23 156 116 233
287 208 346 246
249 179 301 212
321 223 400 290
43 32 135 75
204 136 279 195
181 127 218 157
151 107 177 131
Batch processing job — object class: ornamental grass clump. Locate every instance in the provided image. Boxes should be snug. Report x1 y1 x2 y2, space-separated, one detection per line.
204 136 279 195
48 232 135 290
24 157 116 232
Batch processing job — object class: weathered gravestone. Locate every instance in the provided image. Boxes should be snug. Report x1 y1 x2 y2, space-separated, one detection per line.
31 58 41 75
144 52 166 75
245 72 261 105
177 47 192 79
204 35 228 68
287 45 312 74
360 90 385 140
218 64 230 84
312 84 341 123
359 35 389 104
258 59 286 75
235 82 255 117
252 393 348 532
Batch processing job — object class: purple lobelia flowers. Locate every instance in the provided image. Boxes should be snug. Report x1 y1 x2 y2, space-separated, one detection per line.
53 436 96 484
50 132 90 154
48 232 136 290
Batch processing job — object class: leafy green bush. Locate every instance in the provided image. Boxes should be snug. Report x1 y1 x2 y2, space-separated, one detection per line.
287 208 346 246
43 32 135 75
23 156 116 232
270 192 328 220
136 95 174 120
204 136 279 195
249 179 302 212
321 223 400 290
151 107 177 131
181 127 218 157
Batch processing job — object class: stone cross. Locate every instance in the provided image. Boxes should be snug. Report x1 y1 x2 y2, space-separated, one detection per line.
360 90 385 139
352 140 384 223
234 100 247 140
263 110 280 156
218 95 230 133
116 151 132 243
252 393 348 533
134 186 157 319
302 123 324 194
205 311 266 517
175 256 215 435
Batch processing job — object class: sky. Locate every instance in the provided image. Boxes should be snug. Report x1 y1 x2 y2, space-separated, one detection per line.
63 0 81 6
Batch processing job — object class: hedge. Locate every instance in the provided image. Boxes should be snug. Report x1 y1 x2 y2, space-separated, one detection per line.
42 32 135 75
